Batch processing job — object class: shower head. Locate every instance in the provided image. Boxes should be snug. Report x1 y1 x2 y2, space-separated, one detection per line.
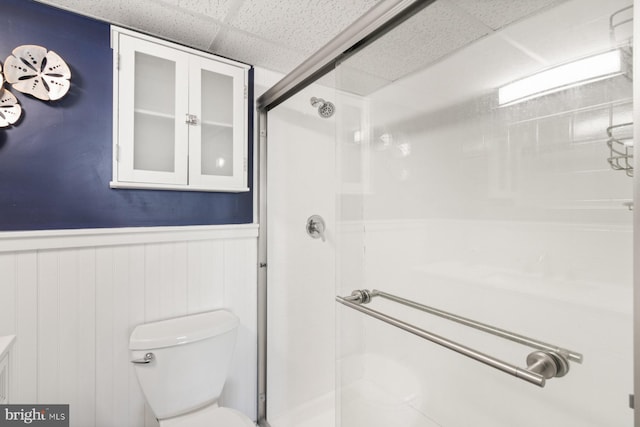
310 97 335 118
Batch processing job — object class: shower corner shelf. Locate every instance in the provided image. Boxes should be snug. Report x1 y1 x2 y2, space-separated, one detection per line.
607 122 634 177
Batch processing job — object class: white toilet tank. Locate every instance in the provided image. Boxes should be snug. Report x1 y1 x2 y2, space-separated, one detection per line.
129 310 239 420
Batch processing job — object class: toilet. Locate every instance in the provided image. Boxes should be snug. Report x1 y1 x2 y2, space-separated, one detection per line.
129 310 254 427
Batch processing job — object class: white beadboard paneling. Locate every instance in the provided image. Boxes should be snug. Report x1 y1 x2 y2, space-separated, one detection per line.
0 254 16 402
37 252 60 402
47 248 98 426
223 238 258 420
0 254 16 337
73 249 97 427
113 246 147 427
15 253 38 403
58 250 80 409
187 240 225 313
0 226 257 427
125 247 147 427
0 224 258 252
144 242 189 322
95 247 115 426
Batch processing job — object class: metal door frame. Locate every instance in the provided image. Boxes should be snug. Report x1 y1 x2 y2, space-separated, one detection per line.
255 2 434 424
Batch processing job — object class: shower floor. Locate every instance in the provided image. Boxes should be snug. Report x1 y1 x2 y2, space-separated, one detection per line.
268 378 440 427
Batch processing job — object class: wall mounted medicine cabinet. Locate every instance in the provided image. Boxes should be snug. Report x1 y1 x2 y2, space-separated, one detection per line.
110 27 250 192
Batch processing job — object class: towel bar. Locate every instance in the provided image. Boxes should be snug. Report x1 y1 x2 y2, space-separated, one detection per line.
336 289 582 387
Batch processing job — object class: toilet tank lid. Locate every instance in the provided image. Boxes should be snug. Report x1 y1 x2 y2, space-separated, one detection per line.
129 310 239 350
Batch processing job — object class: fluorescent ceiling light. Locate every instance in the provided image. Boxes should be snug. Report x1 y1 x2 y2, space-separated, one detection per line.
498 50 624 106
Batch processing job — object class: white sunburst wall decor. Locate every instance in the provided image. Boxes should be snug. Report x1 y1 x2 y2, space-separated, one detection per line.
4 45 71 101
0 63 22 128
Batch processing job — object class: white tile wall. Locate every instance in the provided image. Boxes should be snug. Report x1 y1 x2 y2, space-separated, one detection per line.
333 1 634 424
0 226 258 427
266 82 337 426
335 218 634 427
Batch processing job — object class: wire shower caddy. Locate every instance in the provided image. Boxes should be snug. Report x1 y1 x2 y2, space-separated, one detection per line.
608 5 634 177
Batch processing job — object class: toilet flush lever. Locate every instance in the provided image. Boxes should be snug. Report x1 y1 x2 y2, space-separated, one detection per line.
131 352 154 364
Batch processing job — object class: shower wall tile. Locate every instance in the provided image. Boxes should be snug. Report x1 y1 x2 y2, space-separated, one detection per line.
0 227 258 427
267 82 338 423
352 218 632 426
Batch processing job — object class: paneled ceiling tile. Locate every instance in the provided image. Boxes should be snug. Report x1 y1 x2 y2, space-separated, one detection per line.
449 0 565 30
176 0 236 21
336 65 392 96
115 0 221 50
211 29 306 72
36 0 125 22
228 0 379 54
343 1 491 85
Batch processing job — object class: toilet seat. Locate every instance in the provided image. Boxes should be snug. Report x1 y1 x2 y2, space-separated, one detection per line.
160 405 254 427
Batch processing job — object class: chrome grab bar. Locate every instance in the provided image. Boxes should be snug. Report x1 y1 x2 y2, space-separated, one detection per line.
336 289 583 388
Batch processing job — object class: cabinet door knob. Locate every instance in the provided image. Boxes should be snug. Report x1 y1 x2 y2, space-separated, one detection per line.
185 114 198 125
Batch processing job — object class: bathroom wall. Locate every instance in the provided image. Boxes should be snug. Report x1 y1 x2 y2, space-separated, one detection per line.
336 99 634 423
0 0 253 231
337 111 634 425
0 226 258 426
0 2 273 425
335 0 634 426
0 65 283 425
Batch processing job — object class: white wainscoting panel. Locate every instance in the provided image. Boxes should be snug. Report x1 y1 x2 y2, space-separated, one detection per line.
0 226 258 427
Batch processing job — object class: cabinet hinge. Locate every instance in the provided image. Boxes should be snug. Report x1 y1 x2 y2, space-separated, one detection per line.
115 144 120 162
244 157 248 172
630 394 635 409
116 53 120 70
244 85 248 99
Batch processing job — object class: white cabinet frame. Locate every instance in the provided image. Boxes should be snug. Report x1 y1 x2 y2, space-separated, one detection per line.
110 26 250 193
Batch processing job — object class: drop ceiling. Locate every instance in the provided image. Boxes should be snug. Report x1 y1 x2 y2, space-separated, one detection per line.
34 0 379 75
35 0 567 83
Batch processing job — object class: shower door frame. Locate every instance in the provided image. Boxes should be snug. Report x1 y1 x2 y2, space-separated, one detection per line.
255 1 640 426
256 2 434 425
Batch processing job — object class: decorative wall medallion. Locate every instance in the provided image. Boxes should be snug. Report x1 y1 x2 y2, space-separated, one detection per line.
0 89 22 128
0 63 22 128
4 45 71 101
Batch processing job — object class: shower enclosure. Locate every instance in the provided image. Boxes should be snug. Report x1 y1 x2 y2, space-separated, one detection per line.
258 0 637 426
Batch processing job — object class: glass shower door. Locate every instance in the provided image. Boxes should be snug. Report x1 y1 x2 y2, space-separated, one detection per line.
334 1 634 426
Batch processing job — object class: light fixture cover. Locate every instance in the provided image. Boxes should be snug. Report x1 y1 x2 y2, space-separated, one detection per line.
4 45 71 101
498 50 623 106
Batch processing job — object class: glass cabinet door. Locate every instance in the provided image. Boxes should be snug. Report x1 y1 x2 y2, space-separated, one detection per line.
116 33 189 185
188 56 248 191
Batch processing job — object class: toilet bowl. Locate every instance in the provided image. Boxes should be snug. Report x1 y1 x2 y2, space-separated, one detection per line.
129 310 254 427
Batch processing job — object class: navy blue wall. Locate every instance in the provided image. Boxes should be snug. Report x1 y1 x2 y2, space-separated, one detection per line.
0 0 253 231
